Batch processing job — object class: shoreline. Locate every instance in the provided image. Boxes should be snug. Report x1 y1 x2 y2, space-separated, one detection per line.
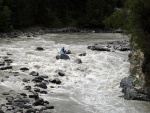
0 27 123 38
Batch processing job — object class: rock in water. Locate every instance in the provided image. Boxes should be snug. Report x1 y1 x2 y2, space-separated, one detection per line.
36 47 44 51
74 59 82 64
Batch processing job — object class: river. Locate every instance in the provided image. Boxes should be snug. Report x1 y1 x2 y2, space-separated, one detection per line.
0 33 150 113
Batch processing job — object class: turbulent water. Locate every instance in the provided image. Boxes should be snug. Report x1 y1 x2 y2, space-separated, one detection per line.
0 33 150 113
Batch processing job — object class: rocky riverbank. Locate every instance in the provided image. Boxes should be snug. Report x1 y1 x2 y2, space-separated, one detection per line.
0 27 115 38
120 42 150 101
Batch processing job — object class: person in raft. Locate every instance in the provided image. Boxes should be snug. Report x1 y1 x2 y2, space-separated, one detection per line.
60 47 71 55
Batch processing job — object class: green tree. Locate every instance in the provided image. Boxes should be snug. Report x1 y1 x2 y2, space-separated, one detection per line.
0 6 11 32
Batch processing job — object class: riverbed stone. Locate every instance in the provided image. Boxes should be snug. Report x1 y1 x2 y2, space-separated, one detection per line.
33 98 44 106
57 70 65 76
50 78 61 84
36 47 44 51
74 59 82 64
20 67 29 71
25 108 36 113
35 82 47 89
22 78 30 82
78 52 86 56
29 71 39 76
0 66 12 70
24 86 31 90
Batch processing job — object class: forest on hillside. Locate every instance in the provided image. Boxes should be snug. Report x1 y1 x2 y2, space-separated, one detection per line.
0 0 124 32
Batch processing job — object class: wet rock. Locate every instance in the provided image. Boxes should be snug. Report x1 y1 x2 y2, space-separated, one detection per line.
29 95 36 98
14 74 18 76
120 76 150 101
118 47 130 51
22 78 30 82
6 96 14 102
6 52 12 55
2 92 9 95
40 91 47 94
4 59 13 64
33 98 44 106
120 76 134 93
50 78 61 84
13 108 23 113
0 66 12 70
40 75 48 78
34 88 40 92
36 47 44 51
25 108 36 113
78 52 86 56
6 103 12 105
24 86 31 90
88 45 110 51
20 67 29 71
44 101 49 105
74 59 82 64
35 82 47 89
0 61 5 66
144 86 150 97
56 70 65 76
46 106 54 109
19 93 27 97
56 55 60 60
6 105 14 111
32 76 44 83
5 76 9 78
29 71 39 76
0 110 4 113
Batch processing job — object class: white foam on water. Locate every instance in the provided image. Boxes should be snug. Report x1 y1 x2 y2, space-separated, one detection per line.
0 33 150 113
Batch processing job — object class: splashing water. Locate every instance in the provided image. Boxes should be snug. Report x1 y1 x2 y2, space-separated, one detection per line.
0 33 150 113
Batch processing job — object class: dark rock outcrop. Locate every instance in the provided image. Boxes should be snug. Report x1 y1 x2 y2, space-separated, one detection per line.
32 76 44 83
33 98 44 106
78 52 86 56
88 45 110 51
0 66 12 70
20 67 29 71
74 59 82 64
120 76 150 101
29 71 39 76
35 82 47 89
50 78 61 84
36 47 44 51
56 70 65 76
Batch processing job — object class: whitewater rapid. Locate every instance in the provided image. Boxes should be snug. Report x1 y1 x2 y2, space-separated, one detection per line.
0 33 150 113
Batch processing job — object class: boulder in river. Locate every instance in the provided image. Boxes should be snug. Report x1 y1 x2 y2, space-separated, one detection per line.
78 52 86 56
74 59 82 64
35 82 47 89
120 76 150 101
20 67 29 71
50 78 61 84
29 71 39 76
36 47 44 51
56 70 65 76
88 45 110 51
0 66 12 70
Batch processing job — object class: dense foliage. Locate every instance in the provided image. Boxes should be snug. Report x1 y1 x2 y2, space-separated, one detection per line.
0 0 123 32
104 0 150 77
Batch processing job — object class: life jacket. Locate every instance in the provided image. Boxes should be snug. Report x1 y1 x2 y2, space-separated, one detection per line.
60 50 65 54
